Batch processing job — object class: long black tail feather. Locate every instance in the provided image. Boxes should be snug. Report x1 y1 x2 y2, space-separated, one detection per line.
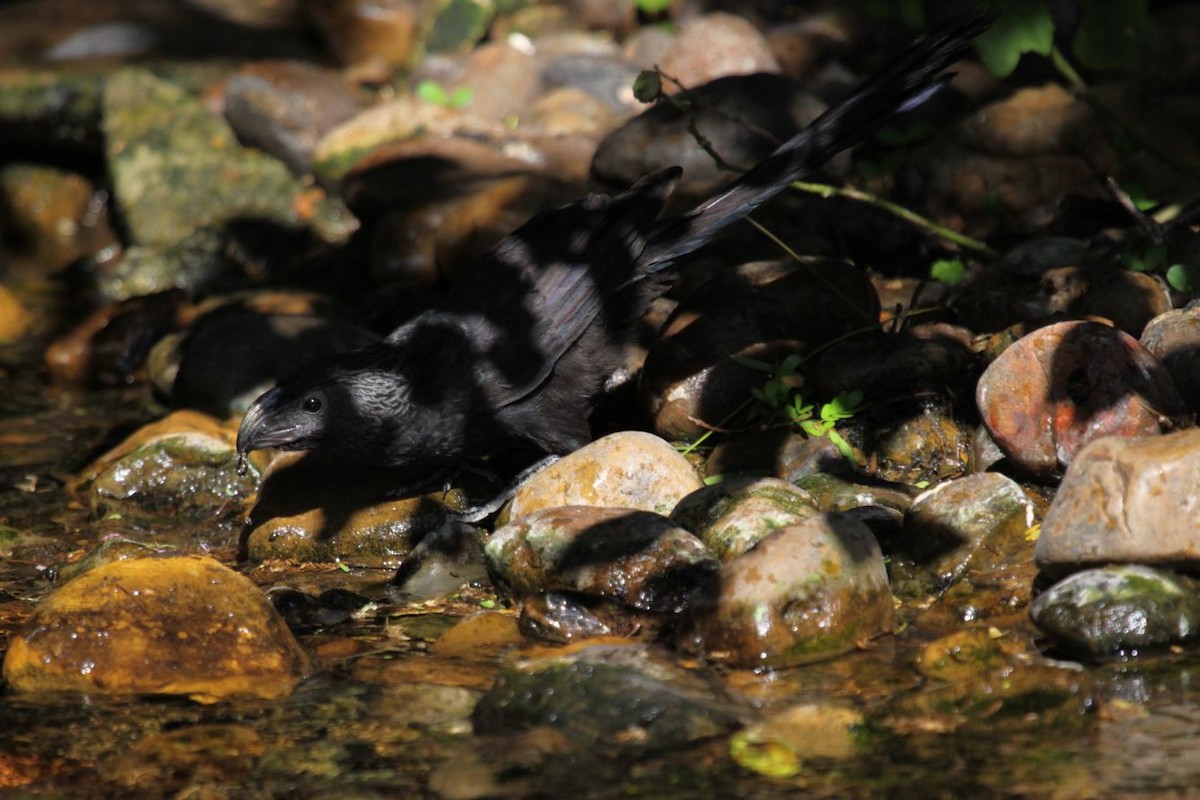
638 11 993 271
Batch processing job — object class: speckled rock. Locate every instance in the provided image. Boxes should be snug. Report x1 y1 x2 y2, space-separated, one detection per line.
1035 430 1200 576
103 68 355 248
472 643 746 753
504 431 703 522
3 555 307 702
1031 565 1200 656
683 512 894 667
669 477 818 560
863 406 975 487
485 505 717 613
74 410 264 530
244 453 458 567
888 473 1036 598
977 320 1184 477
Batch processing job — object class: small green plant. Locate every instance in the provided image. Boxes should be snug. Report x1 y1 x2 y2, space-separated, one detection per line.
1121 242 1200 293
415 79 474 109
930 257 967 286
634 0 672 13
733 354 865 460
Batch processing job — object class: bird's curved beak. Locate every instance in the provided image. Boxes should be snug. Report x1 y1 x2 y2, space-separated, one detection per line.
236 388 299 454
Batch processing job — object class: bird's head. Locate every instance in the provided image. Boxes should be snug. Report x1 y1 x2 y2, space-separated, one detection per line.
236 354 417 466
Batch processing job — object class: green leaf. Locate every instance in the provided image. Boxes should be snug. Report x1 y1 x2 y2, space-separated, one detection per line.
729 730 800 779
1073 0 1152 70
823 390 865 420
826 429 857 460
448 86 475 109
1166 263 1200 293
778 353 803 376
730 353 774 372
416 79 449 106
634 0 672 12
975 1 1055 78
632 69 663 103
930 257 967 286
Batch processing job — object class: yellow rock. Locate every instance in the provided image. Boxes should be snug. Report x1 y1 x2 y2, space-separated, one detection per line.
3 555 307 702
0 286 32 343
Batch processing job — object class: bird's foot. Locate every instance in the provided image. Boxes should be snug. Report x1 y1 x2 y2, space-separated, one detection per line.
452 455 560 523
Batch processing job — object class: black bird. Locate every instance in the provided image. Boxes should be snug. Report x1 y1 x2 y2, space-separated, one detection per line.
237 14 990 481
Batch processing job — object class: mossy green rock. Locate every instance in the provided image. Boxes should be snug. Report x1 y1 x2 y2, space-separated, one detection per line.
103 68 356 249
1031 565 1200 656
669 477 818 560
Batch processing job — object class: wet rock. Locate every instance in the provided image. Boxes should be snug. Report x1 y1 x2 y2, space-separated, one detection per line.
976 320 1184 477
525 87 614 137
954 237 1170 337
1141 307 1200 413
221 60 360 175
683 512 894 667
391 519 488 599
472 644 746 753
640 260 878 442
517 592 612 644
103 68 356 248
765 12 851 81
592 73 830 198
244 454 457 566
1035 430 1200 576
91 226 247 302
1030 565 1200 657
0 163 116 272
669 477 818 560
883 630 1093 733
505 431 703 522
862 405 975 487
307 0 423 72
565 0 637 35
793 471 915 518
656 13 780 92
485 506 717 613
425 0 493 54
887 473 1036 598
74 410 263 531
730 701 865 779
168 308 379 415
44 291 186 385
0 286 33 344
705 428 848 483
3 554 308 701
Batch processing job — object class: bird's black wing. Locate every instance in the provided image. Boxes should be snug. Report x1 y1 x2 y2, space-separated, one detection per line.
409 168 680 409
638 10 992 270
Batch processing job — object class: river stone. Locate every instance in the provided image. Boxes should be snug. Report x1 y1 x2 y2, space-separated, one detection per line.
221 60 360 175
1030 565 1200 656
976 320 1183 477
244 453 457 567
517 592 613 643
865 406 974 487
472 643 746 753
1141 307 1200 414
0 162 116 271
1035 430 1200 576
0 286 33 344
504 431 703 522
683 512 894 667
485 506 717 613
657 12 780 93
103 68 355 248
75 410 265 527
668 477 818 560
888 473 1036 598
2 555 308 702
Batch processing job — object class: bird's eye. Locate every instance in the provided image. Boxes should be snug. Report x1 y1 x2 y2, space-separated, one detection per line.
302 396 323 413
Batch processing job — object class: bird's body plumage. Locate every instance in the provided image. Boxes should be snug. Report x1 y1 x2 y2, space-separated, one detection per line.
237 14 991 475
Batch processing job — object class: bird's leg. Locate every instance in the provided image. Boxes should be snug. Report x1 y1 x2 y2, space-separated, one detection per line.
453 455 560 523
386 465 457 500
